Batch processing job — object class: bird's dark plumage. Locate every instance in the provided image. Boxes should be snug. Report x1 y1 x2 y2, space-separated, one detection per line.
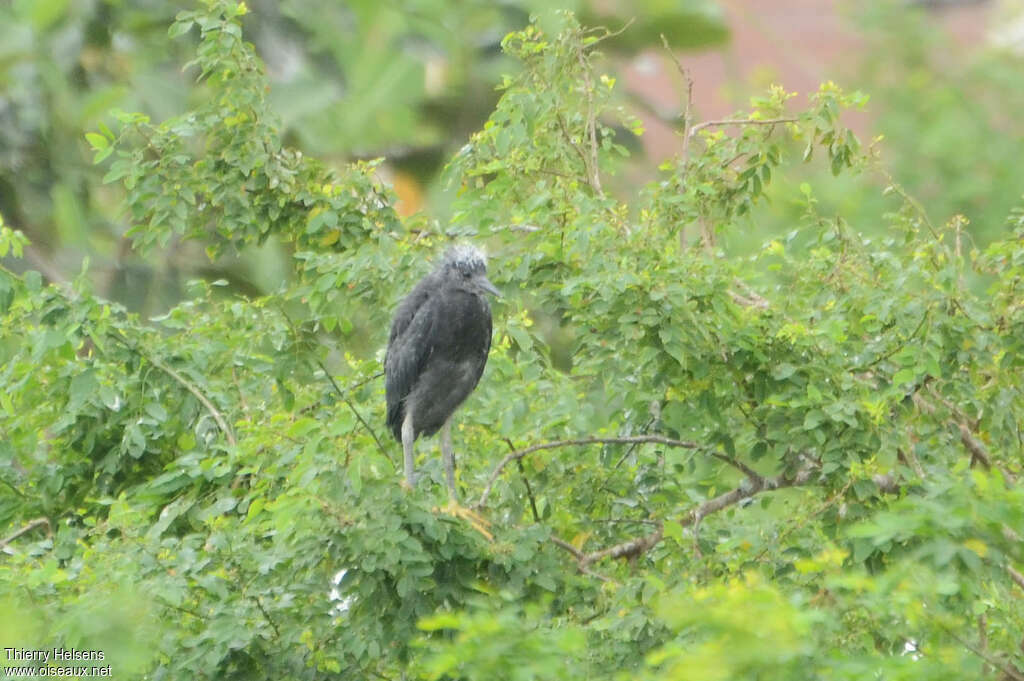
384 246 498 493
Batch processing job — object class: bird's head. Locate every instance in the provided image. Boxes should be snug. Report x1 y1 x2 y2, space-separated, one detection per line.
440 245 501 297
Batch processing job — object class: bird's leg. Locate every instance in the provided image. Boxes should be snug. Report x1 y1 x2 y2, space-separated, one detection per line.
441 416 456 501
436 416 492 540
401 409 416 489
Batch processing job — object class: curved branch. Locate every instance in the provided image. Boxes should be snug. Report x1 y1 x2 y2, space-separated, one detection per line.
146 354 237 448
0 517 51 553
106 333 237 447
475 436 699 508
568 462 820 569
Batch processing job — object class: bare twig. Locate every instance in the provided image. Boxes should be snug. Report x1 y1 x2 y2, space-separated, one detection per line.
659 34 695 165
574 35 604 195
658 35 699 246
688 117 799 140
0 517 51 551
583 19 635 48
476 436 699 508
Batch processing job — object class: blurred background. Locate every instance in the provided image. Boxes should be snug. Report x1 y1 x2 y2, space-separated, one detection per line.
2 0 1022 313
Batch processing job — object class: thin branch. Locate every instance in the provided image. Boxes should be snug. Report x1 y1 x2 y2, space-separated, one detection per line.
550 534 583 561
860 309 931 370
660 33 701 251
0 517 51 551
147 354 238 448
503 438 542 523
155 597 203 620
728 289 770 310
958 423 992 469
659 34 695 165
917 384 1016 482
573 462 821 569
937 621 1024 681
581 523 663 567
897 445 927 479
752 478 852 564
709 451 763 481
587 414 659 512
476 436 699 509
582 18 635 48
555 113 593 184
688 117 799 140
574 36 604 196
0 476 28 500
678 464 819 530
109 332 238 448
317 361 393 464
549 535 617 584
881 173 941 242
1008 565 1024 592
254 595 281 640
232 366 251 416
338 370 385 396
978 613 988 676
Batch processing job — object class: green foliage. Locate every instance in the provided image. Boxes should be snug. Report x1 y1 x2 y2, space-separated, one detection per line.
1 4 1023 681
0 0 726 314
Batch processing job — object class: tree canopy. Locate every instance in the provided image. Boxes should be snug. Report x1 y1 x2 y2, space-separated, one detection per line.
1 2 1023 679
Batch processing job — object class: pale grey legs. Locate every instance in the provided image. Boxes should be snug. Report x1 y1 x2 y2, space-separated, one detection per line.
402 410 456 498
441 416 456 501
401 410 416 488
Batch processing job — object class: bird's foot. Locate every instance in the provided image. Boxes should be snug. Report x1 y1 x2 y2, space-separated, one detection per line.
434 498 493 541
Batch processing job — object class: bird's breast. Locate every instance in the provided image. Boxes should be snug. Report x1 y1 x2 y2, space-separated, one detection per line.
432 291 492 356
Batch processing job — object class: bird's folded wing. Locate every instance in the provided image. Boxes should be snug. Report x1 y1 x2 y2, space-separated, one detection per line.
385 297 437 424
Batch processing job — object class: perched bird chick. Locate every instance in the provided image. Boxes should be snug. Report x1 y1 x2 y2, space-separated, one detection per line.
385 245 500 506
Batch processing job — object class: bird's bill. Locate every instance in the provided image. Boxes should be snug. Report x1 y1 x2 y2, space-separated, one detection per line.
476 275 501 298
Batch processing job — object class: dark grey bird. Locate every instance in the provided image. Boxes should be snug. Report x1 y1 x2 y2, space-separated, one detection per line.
385 245 500 508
